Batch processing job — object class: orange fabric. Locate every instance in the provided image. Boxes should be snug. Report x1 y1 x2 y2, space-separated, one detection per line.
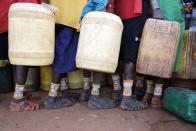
114 0 142 20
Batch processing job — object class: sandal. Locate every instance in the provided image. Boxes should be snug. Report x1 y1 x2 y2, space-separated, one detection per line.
151 96 163 108
121 96 149 111
10 98 40 112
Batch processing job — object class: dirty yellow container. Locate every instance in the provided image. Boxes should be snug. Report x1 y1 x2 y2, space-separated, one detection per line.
137 19 181 78
174 30 196 79
25 67 40 92
76 12 123 73
40 66 52 91
40 66 84 91
67 70 84 89
8 3 55 66
49 0 87 30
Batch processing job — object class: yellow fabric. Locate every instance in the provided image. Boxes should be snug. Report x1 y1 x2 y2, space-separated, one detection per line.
49 0 87 30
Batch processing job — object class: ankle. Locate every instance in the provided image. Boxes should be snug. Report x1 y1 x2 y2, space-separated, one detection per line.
91 83 100 96
153 83 163 97
123 80 133 97
13 84 25 100
135 76 144 88
48 83 60 97
60 77 68 90
112 74 122 91
83 77 91 90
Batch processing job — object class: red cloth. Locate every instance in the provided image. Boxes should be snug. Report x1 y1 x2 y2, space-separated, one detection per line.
0 0 41 33
106 0 115 13
114 0 142 20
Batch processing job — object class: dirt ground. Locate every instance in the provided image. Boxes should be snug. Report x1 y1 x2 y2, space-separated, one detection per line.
0 88 196 131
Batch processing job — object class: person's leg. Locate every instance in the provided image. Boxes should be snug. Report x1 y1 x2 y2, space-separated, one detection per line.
120 62 148 111
88 72 118 109
151 77 164 108
111 73 123 101
44 26 78 109
80 70 92 101
59 73 80 100
119 0 149 111
44 72 76 109
10 66 39 112
134 75 146 99
142 79 154 103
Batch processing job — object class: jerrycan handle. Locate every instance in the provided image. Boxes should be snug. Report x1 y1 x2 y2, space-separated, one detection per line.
154 20 173 34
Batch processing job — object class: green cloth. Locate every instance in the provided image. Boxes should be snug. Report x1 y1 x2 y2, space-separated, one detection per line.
157 0 185 72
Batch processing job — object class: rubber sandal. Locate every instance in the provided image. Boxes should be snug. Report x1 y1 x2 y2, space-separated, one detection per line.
44 96 76 110
88 95 118 110
151 97 163 108
10 99 40 112
120 96 149 111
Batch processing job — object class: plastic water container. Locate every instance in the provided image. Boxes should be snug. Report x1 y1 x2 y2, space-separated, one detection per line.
76 11 123 73
137 18 181 78
8 3 55 66
174 30 196 79
164 87 196 123
40 66 84 91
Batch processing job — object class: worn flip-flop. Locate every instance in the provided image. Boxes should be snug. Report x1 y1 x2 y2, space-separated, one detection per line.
10 98 40 112
151 97 163 108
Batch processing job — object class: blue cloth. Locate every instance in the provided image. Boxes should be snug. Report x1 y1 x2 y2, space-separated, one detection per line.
80 0 108 20
52 26 79 73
